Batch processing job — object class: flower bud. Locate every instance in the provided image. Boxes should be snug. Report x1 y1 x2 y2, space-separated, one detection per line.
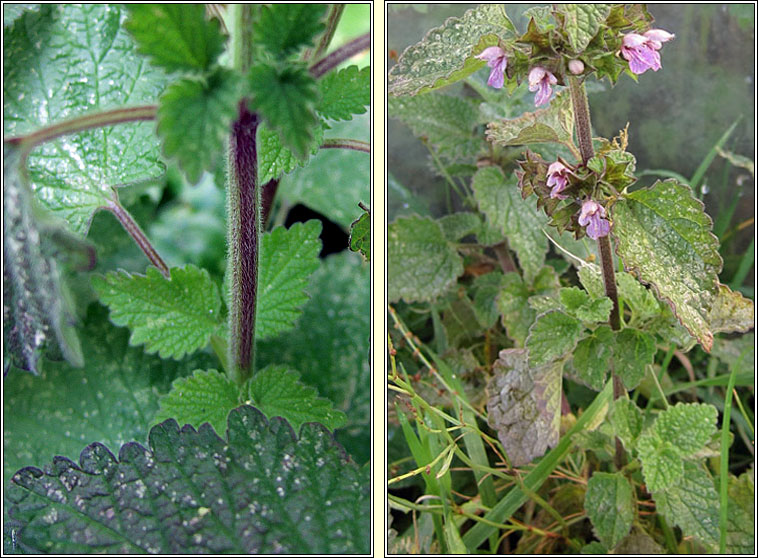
568 59 584 75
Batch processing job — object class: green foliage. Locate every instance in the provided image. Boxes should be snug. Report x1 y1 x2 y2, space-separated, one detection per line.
318 65 370 121
725 470 755 553
584 472 634 549
496 267 560 346
526 310 585 366
257 122 323 184
609 398 643 451
254 4 326 57
349 207 371 262
125 4 226 73
92 265 221 360
572 325 613 390
613 327 656 390
256 220 322 340
5 406 369 554
156 68 241 184
559 287 613 323
248 63 320 160
555 4 612 53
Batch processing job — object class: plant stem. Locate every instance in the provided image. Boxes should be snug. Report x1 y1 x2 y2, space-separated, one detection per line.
229 4 255 74
227 102 260 385
309 32 370 78
320 137 371 153
568 74 626 470
104 199 169 278
4 105 157 154
311 4 345 61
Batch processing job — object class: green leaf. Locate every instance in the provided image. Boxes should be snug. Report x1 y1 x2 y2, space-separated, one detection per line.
584 472 634 549
472 166 548 283
438 212 481 242
654 461 719 551
388 4 515 96
559 287 613 323
153 369 240 436
637 432 684 493
157 68 241 184
6 406 369 554
472 271 509 329
609 398 643 451
611 179 723 352
278 114 367 229
349 207 370 262
708 283 755 335
125 4 226 73
3 4 168 234
388 215 463 303
654 402 718 456
256 220 322 340
526 310 585 366
614 533 665 554
497 267 559 347
486 90 576 152
487 348 563 466
248 63 320 160
615 271 662 325
3 305 213 484
254 4 326 57
317 65 370 121
389 92 482 163
256 252 370 463
556 4 612 53
246 364 347 432
3 145 83 374
92 264 221 360
3 4 38 27
572 325 613 390
613 328 656 390
257 121 323 184
726 470 755 554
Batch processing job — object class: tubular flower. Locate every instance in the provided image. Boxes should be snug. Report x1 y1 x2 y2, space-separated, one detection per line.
620 29 675 75
528 66 557 107
546 161 570 199
578 199 611 239
476 46 508 89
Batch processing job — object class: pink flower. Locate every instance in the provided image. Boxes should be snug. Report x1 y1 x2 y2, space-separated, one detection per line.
546 161 570 199
476 46 508 89
621 29 675 75
578 199 611 239
528 67 557 107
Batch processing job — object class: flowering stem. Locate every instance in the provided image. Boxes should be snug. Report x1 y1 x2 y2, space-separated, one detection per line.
310 32 370 78
104 199 169 278
568 75 625 469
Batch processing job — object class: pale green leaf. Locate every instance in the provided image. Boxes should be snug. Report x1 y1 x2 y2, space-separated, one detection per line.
254 4 326 57
317 65 370 121
654 402 718 456
572 325 613 390
584 472 634 549
613 328 656 390
637 432 684 493
256 220 322 340
153 369 240 436
556 4 612 53
438 212 481 242
654 461 719 551
526 310 585 366
3 4 168 234
388 4 515 96
246 364 347 431
388 215 463 303
726 470 755 554
472 271 508 329
609 398 643 451
708 283 754 335
559 287 613 323
257 122 323 184
611 179 723 352
92 265 221 360
614 533 665 554
349 208 370 262
125 4 226 72
496 273 534 346
486 90 576 151
473 166 548 282
248 63 320 160
156 68 241 184
3 305 213 484
487 348 563 466
3 4 38 27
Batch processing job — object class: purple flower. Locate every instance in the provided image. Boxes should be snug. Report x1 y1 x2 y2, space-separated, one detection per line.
578 199 611 239
546 161 570 199
621 29 675 75
528 66 557 107
476 46 508 89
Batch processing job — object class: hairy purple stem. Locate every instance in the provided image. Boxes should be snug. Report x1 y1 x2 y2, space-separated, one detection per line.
104 200 169 278
309 32 370 78
227 102 260 383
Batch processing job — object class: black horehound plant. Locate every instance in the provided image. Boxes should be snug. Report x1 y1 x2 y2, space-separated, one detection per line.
3 4 370 554
388 4 753 554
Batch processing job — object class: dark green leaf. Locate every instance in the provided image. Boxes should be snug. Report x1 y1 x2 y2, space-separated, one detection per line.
6 406 369 554
125 4 226 73
572 325 613 390
349 208 370 261
248 63 320 160
388 215 463 303
613 328 656 390
257 121 324 184
317 65 370 121
388 4 515 96
556 4 612 53
254 4 326 57
526 310 585 366
487 348 563 466
559 287 613 323
584 472 634 548
726 470 755 554
156 69 241 184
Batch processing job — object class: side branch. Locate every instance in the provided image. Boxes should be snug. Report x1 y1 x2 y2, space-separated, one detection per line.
321 138 371 153
310 32 370 78
104 199 169 278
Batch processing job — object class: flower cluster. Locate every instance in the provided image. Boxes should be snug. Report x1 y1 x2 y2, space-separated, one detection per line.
578 199 611 239
546 161 570 199
620 29 675 74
